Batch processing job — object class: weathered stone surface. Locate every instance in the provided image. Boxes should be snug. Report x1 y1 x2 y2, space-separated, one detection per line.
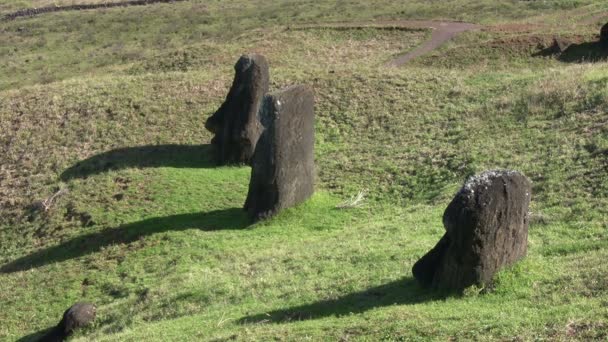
59 302 96 336
601 22 608 47
244 85 315 221
205 54 269 165
412 170 531 291
39 302 96 341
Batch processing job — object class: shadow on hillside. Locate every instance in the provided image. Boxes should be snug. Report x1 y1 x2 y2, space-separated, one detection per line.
558 41 608 63
16 327 59 342
534 40 608 63
239 277 447 324
61 144 217 180
0 208 248 274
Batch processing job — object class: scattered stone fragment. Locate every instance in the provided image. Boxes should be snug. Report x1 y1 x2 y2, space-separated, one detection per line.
60 302 96 335
412 170 531 291
244 85 315 221
205 54 269 165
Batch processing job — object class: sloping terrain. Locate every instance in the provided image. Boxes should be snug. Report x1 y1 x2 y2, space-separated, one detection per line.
2 0 187 21
0 0 607 341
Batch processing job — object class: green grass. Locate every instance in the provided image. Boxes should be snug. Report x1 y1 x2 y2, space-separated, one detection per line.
1 0 608 341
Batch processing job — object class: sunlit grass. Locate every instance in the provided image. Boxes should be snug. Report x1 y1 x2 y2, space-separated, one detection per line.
1 0 608 340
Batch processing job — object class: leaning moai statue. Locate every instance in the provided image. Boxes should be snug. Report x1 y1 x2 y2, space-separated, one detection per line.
205 54 269 165
601 22 608 48
244 85 315 221
412 170 531 291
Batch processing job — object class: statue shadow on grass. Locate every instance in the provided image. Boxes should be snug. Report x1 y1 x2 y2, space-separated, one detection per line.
0 208 248 274
239 277 448 324
16 326 60 342
60 144 218 180
533 40 608 63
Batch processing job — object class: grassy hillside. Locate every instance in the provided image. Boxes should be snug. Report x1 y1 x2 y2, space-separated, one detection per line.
1 0 607 341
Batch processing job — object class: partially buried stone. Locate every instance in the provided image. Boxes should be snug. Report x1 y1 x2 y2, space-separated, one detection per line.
412 170 531 291
244 85 315 221
59 302 96 336
204 54 269 165
39 302 96 341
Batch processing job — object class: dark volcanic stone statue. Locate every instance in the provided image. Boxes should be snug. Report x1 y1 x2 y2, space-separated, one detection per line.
412 170 531 291
40 302 96 341
244 85 315 221
601 22 608 47
205 54 269 165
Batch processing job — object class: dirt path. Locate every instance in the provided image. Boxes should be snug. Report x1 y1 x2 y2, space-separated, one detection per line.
3 0 186 20
297 20 480 66
383 21 480 66
385 13 604 65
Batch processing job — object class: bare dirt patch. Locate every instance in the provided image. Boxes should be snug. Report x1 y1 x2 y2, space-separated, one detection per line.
484 23 546 33
3 0 187 20
492 34 587 52
297 20 480 66
386 21 480 66
31 0 128 6
576 11 608 25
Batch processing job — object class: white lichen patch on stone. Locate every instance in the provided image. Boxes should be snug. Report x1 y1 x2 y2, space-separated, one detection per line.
459 169 523 196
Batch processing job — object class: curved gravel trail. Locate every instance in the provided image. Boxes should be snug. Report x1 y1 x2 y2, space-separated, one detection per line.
296 20 480 66
383 20 480 66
